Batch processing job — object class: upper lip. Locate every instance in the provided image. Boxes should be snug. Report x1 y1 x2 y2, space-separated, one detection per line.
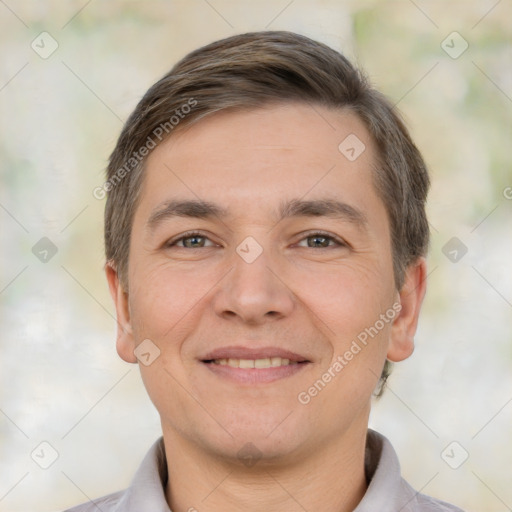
201 346 311 362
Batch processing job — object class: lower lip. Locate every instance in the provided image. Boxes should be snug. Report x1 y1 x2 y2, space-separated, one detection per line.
202 362 309 384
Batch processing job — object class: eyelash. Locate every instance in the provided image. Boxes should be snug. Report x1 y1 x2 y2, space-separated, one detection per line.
166 230 347 249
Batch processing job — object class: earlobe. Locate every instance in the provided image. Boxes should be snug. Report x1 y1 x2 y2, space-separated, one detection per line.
387 257 428 362
105 262 137 364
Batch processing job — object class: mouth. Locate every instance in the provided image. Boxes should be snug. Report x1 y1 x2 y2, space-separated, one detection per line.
200 346 311 384
204 356 303 368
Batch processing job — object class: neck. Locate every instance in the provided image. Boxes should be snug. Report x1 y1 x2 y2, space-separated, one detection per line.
163 421 369 512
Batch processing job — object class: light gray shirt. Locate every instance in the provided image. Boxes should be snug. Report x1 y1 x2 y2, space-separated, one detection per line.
64 429 464 511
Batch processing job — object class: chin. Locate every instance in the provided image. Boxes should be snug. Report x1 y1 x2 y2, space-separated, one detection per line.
206 435 305 468
201 411 310 465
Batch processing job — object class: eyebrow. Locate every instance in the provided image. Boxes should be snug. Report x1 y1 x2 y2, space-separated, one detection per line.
146 197 368 232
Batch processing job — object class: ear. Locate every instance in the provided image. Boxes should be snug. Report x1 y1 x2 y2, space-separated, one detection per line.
105 262 137 363
387 257 427 362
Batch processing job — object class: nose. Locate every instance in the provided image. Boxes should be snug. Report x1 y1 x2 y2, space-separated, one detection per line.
212 243 295 326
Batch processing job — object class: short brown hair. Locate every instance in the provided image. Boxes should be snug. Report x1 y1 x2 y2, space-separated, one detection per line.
103 31 430 395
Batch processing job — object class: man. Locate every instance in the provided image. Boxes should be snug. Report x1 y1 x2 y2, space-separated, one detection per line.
68 31 464 511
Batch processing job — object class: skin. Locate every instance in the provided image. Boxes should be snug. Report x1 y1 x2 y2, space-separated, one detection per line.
106 103 427 512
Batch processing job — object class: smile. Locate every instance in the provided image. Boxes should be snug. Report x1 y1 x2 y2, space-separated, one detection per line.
208 357 300 368
201 357 310 384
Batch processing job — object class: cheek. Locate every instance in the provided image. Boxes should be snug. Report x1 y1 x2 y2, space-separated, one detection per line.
299 260 395 395
128 260 220 347
297 259 394 336
127 264 210 416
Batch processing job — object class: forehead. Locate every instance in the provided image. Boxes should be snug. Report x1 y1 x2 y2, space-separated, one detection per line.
136 103 386 229
159 103 373 165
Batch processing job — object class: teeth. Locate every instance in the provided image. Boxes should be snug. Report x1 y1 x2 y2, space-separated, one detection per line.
255 358 270 368
212 357 298 368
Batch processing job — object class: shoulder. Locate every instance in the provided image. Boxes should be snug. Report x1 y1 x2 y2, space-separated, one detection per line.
61 437 168 512
364 430 466 512
398 475 466 511
62 489 125 512
410 487 466 511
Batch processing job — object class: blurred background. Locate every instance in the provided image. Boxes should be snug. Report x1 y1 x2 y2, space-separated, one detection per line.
1 1 511 511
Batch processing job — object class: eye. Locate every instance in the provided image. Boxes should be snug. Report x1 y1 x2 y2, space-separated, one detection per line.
165 230 347 250
166 231 216 249
296 231 347 249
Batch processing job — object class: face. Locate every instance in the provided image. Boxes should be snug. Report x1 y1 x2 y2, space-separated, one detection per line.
107 103 426 464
